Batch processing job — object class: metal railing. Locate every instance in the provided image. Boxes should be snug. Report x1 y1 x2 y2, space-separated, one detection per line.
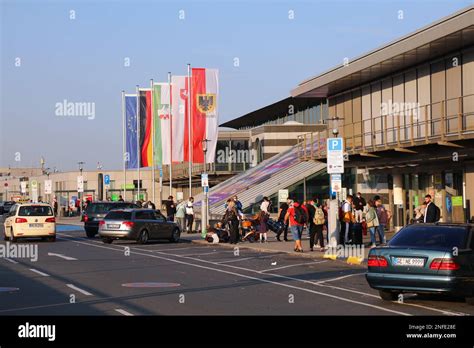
297 94 474 160
161 161 249 181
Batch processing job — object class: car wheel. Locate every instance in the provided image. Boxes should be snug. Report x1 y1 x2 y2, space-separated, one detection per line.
137 230 149 244
10 228 17 243
85 228 97 238
378 290 399 301
102 238 113 244
170 228 181 243
48 236 56 242
465 297 474 305
3 232 9 241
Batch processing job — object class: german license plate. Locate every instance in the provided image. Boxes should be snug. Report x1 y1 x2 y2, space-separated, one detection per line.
393 257 424 267
29 223 43 228
107 224 120 229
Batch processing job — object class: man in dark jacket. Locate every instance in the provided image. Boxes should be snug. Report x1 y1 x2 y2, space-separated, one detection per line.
352 192 366 223
276 198 291 241
423 194 440 223
165 196 176 222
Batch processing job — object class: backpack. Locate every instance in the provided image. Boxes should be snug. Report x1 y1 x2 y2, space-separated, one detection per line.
294 206 307 224
313 207 325 225
434 205 441 222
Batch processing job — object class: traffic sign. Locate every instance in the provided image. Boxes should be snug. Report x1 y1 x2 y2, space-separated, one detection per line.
44 180 52 194
327 138 344 174
77 176 84 193
4 182 8 187
201 173 209 187
278 189 289 202
104 174 110 185
330 174 342 194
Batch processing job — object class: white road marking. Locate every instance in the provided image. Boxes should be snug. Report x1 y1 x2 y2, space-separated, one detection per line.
55 233 469 316
179 251 218 257
4 258 18 264
65 238 413 316
216 257 259 264
317 283 467 316
316 273 365 284
260 261 327 273
48 252 77 261
153 250 468 317
115 308 134 316
66 284 93 296
29 269 50 277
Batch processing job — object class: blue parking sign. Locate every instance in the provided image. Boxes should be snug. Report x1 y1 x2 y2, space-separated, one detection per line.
104 175 110 185
328 138 343 151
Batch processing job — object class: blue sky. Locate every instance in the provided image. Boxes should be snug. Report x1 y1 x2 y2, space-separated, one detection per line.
0 0 471 171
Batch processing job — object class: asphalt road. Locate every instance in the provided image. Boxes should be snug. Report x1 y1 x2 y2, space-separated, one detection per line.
0 223 473 316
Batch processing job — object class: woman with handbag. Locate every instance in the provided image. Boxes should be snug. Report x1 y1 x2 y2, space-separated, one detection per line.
365 200 379 248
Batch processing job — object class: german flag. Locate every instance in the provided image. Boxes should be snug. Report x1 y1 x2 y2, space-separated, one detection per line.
139 89 152 167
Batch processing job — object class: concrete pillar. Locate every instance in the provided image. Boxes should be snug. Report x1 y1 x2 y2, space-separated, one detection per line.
465 162 474 222
393 174 404 231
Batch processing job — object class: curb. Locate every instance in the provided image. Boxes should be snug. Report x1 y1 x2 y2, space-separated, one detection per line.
189 239 366 267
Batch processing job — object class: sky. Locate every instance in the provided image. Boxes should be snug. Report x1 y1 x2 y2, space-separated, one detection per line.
0 0 471 171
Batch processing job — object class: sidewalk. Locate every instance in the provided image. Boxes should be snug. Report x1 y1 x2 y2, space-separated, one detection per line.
182 229 397 265
56 216 83 226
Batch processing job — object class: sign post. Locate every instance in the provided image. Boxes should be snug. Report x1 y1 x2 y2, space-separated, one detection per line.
31 180 38 203
201 173 209 239
104 174 110 200
327 138 344 248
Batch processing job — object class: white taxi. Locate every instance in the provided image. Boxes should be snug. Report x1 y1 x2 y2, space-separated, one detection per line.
3 203 56 242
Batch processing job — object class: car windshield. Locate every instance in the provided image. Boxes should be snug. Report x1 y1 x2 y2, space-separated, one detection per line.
86 203 132 214
18 205 53 217
105 211 132 220
389 225 469 250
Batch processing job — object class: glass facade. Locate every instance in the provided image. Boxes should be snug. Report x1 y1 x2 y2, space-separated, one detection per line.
215 138 250 172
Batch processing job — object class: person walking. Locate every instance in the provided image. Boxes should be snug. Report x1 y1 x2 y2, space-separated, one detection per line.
222 199 240 244
341 195 354 244
175 200 186 232
305 199 316 250
259 197 270 243
144 200 156 209
423 194 440 223
285 199 308 252
375 198 391 245
276 198 291 241
313 201 326 251
118 195 124 202
165 195 176 221
352 192 366 223
185 197 194 233
365 200 380 248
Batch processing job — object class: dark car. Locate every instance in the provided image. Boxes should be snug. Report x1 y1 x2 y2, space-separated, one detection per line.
0 201 16 215
366 223 474 304
82 201 138 237
98 208 181 244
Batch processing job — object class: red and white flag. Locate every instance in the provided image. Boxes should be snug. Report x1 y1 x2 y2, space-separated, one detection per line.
171 75 189 163
191 68 219 163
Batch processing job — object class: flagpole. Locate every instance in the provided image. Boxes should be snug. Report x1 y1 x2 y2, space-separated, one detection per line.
187 63 192 196
121 90 126 200
136 85 141 201
150 78 156 205
168 71 172 197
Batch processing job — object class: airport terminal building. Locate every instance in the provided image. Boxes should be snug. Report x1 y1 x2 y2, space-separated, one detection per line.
2 6 473 230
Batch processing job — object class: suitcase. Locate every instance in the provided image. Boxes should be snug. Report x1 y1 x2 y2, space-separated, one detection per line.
266 218 283 233
351 222 363 245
